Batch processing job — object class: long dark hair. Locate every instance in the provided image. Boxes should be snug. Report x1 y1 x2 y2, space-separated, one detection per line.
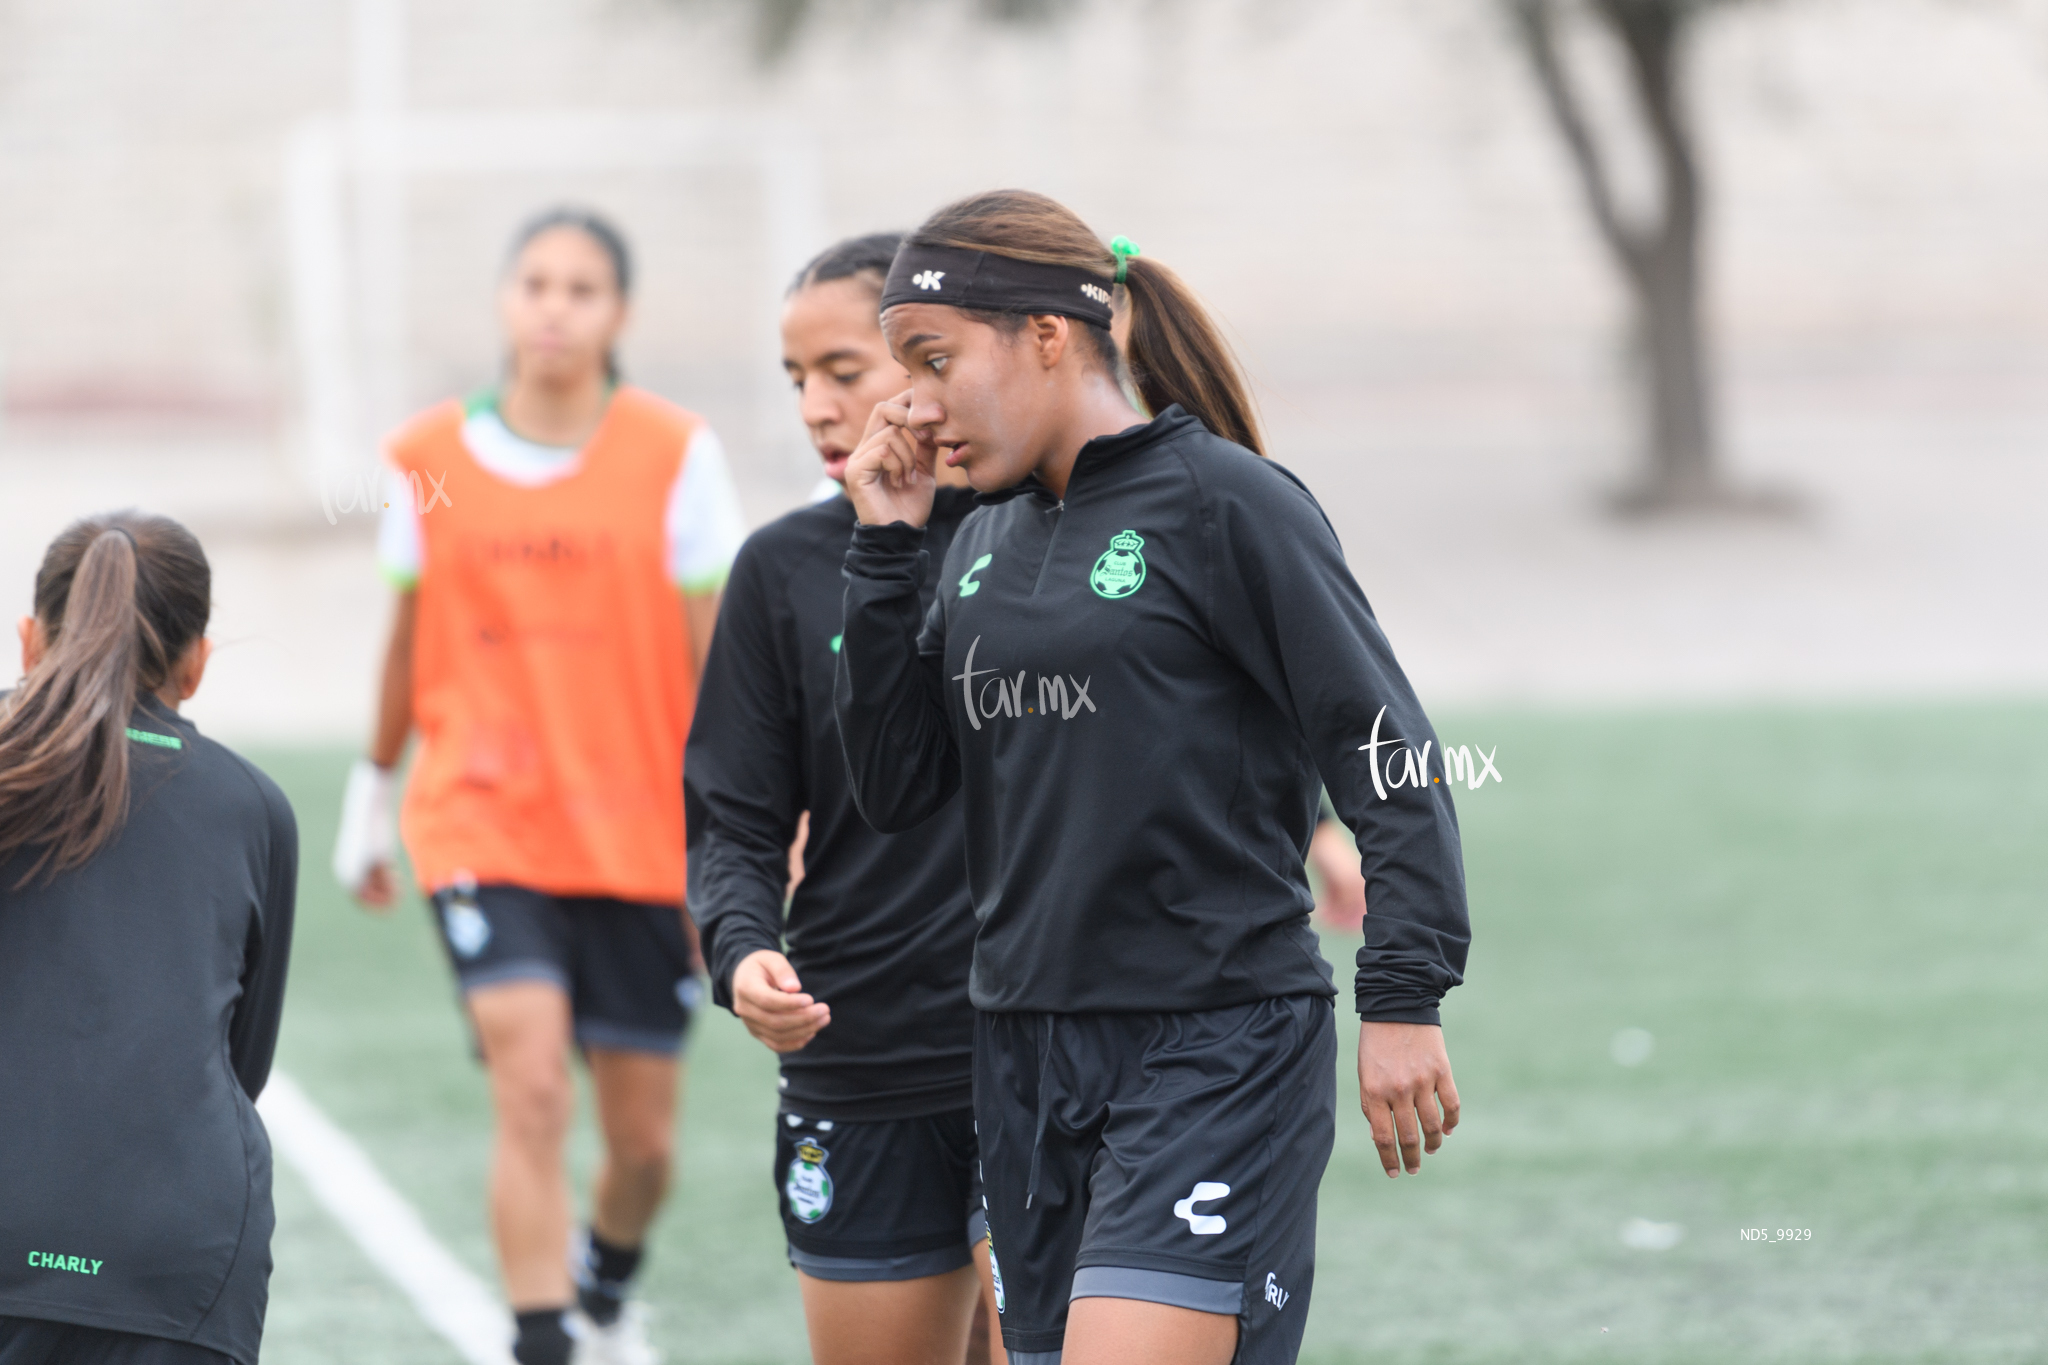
0 512 211 885
905 190 1265 456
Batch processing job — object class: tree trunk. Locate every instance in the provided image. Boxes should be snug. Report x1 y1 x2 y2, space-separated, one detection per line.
1630 229 1716 507
1605 0 1721 511
1514 0 1748 514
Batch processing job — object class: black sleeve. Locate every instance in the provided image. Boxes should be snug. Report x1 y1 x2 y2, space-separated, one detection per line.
229 776 298 1100
685 540 802 1008
1204 460 1470 1024
833 522 960 834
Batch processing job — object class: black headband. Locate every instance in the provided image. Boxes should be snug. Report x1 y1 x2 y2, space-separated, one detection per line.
879 244 1115 329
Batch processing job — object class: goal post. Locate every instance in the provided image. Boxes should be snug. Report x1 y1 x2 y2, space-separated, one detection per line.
283 107 826 501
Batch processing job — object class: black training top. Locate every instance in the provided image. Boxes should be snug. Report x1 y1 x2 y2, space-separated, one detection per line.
835 408 1470 1021
0 697 297 1365
688 487 979 1120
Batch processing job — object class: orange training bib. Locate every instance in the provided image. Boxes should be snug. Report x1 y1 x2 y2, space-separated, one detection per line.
389 387 700 903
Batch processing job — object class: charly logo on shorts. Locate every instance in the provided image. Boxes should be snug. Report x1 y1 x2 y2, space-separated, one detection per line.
785 1139 834 1223
444 902 491 959
1173 1181 1231 1235
1089 529 1146 599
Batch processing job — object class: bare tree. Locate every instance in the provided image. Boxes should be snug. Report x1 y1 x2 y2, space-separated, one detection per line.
720 0 1782 511
1510 0 1781 514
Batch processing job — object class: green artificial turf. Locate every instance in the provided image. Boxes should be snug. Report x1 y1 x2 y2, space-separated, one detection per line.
249 700 2048 1364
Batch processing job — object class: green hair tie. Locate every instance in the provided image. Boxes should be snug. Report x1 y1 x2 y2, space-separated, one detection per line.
1110 235 1142 284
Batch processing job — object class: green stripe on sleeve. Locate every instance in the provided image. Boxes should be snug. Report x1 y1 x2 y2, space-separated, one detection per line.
126 728 183 749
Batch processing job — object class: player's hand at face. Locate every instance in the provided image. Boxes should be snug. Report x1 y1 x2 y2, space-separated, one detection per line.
842 389 938 530
1358 1021 1460 1177
733 949 831 1053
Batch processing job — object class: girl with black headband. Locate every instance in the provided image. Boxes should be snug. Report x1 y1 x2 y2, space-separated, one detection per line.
0 513 296 1365
330 207 748 1365
686 232 1005 1365
832 190 1472 1365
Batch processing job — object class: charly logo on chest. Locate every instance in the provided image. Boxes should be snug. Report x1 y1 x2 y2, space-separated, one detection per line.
1089 529 1147 599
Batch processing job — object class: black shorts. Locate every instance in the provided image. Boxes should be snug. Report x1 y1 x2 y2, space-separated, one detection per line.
775 1108 987 1282
976 996 1337 1365
0 1318 232 1365
428 883 700 1055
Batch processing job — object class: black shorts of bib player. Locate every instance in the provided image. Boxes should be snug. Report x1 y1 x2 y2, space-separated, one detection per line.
428 881 700 1056
0 514 296 1365
833 192 1473 1365
687 231 1002 1365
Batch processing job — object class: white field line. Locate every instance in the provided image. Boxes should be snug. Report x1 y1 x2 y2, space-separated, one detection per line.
258 1071 514 1365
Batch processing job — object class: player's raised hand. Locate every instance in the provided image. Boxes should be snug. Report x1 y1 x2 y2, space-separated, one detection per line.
843 389 938 530
733 948 832 1053
1359 1021 1460 1177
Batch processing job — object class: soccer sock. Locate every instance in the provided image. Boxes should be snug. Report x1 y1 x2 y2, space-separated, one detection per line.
512 1308 573 1365
575 1230 644 1327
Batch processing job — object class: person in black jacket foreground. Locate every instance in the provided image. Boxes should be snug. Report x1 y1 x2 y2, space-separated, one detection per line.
0 512 298 1365
687 233 1006 1365
833 192 1472 1365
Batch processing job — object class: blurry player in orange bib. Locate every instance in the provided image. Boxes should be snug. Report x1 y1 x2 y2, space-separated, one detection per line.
332 208 746 1365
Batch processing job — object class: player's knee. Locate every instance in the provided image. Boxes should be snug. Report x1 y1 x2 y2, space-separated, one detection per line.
492 1058 574 1149
608 1125 673 1182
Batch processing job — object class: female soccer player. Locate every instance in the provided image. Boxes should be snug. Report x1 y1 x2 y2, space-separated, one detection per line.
331 208 746 1365
0 513 296 1365
832 192 1472 1365
686 232 1004 1365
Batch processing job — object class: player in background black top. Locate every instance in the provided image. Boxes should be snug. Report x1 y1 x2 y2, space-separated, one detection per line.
686 234 1004 1365
0 513 297 1365
834 193 1470 1364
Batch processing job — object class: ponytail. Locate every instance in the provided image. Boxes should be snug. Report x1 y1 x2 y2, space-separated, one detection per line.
1119 254 1264 456
906 189 1266 457
0 512 210 885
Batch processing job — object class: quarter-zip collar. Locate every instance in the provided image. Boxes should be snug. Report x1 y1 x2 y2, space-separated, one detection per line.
972 406 1202 507
972 475 1057 509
